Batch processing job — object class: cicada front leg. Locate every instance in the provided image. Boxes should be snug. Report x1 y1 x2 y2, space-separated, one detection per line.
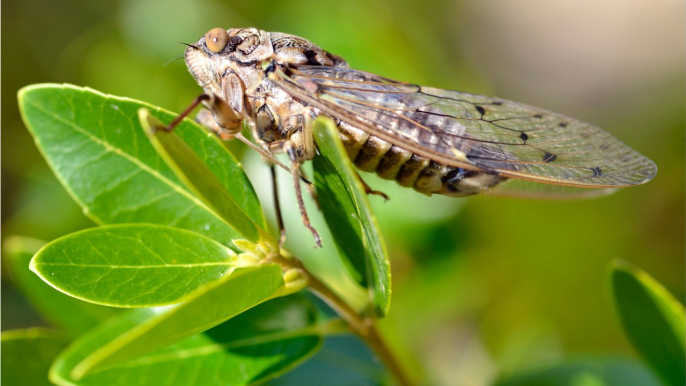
165 93 242 135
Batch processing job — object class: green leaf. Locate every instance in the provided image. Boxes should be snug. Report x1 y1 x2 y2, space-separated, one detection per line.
610 260 685 386
50 295 322 386
18 84 264 248
494 358 663 386
312 116 391 316
30 224 244 307
139 109 274 247
55 264 284 378
2 328 70 386
4 236 121 337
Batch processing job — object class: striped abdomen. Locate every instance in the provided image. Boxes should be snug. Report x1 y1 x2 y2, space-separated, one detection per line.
335 122 506 197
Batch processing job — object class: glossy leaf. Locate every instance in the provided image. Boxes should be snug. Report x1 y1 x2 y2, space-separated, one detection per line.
4 236 121 337
495 358 662 386
2 328 70 386
30 224 243 307
18 84 264 248
50 295 322 386
312 116 391 316
58 264 284 378
139 109 274 247
610 260 685 386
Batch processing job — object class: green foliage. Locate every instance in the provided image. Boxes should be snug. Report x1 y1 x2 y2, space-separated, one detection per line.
4 236 121 337
1 328 70 386
13 85 394 384
12 82 683 385
140 110 271 246
65 264 285 378
18 84 264 248
610 261 686 386
50 295 322 385
30 224 244 307
313 118 391 316
5 4 684 385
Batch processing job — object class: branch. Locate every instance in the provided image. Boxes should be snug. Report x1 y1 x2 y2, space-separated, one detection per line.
272 253 413 386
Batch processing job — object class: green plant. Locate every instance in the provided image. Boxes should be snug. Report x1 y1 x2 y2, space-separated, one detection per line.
11 84 401 385
6 84 683 386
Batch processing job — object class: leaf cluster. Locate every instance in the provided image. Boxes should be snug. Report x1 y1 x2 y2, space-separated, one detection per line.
7 84 390 385
5 84 683 386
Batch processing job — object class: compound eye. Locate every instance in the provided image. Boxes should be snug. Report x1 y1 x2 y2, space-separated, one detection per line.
205 28 229 52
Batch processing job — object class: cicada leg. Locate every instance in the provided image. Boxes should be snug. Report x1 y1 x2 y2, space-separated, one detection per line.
300 107 321 209
270 163 287 247
355 171 390 201
165 93 242 135
301 165 320 210
284 140 322 248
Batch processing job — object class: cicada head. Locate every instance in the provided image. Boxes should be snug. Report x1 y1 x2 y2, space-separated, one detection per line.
185 27 273 96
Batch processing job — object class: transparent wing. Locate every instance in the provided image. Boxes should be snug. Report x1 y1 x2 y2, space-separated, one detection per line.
484 179 617 199
270 65 656 188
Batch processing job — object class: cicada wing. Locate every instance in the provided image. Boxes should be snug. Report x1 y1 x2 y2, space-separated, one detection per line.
484 178 618 199
270 65 656 188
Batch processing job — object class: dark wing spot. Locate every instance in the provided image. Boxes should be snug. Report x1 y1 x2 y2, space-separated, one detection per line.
599 143 610 151
303 50 320 65
520 132 529 142
492 101 503 105
559 122 568 128
590 167 602 177
533 113 543 119
542 152 557 163
475 105 486 116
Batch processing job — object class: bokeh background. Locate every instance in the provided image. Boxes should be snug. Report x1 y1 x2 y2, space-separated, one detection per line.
2 0 684 384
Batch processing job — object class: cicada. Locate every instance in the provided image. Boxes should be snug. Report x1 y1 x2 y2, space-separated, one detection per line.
170 27 656 246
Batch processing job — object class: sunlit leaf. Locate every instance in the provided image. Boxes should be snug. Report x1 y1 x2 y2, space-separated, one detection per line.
312 116 391 316
4 236 121 337
2 328 70 386
139 109 274 247
610 260 685 386
50 295 321 386
55 264 284 378
18 84 264 248
30 224 243 307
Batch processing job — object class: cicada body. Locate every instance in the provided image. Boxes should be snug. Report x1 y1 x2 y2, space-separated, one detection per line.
183 27 656 199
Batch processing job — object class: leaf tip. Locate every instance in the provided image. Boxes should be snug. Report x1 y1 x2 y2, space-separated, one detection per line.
28 255 41 276
137 108 162 135
17 86 29 101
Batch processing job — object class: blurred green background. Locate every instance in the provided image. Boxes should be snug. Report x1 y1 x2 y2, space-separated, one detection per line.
3 0 684 384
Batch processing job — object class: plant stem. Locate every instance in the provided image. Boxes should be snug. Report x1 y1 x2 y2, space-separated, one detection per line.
272 254 413 386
